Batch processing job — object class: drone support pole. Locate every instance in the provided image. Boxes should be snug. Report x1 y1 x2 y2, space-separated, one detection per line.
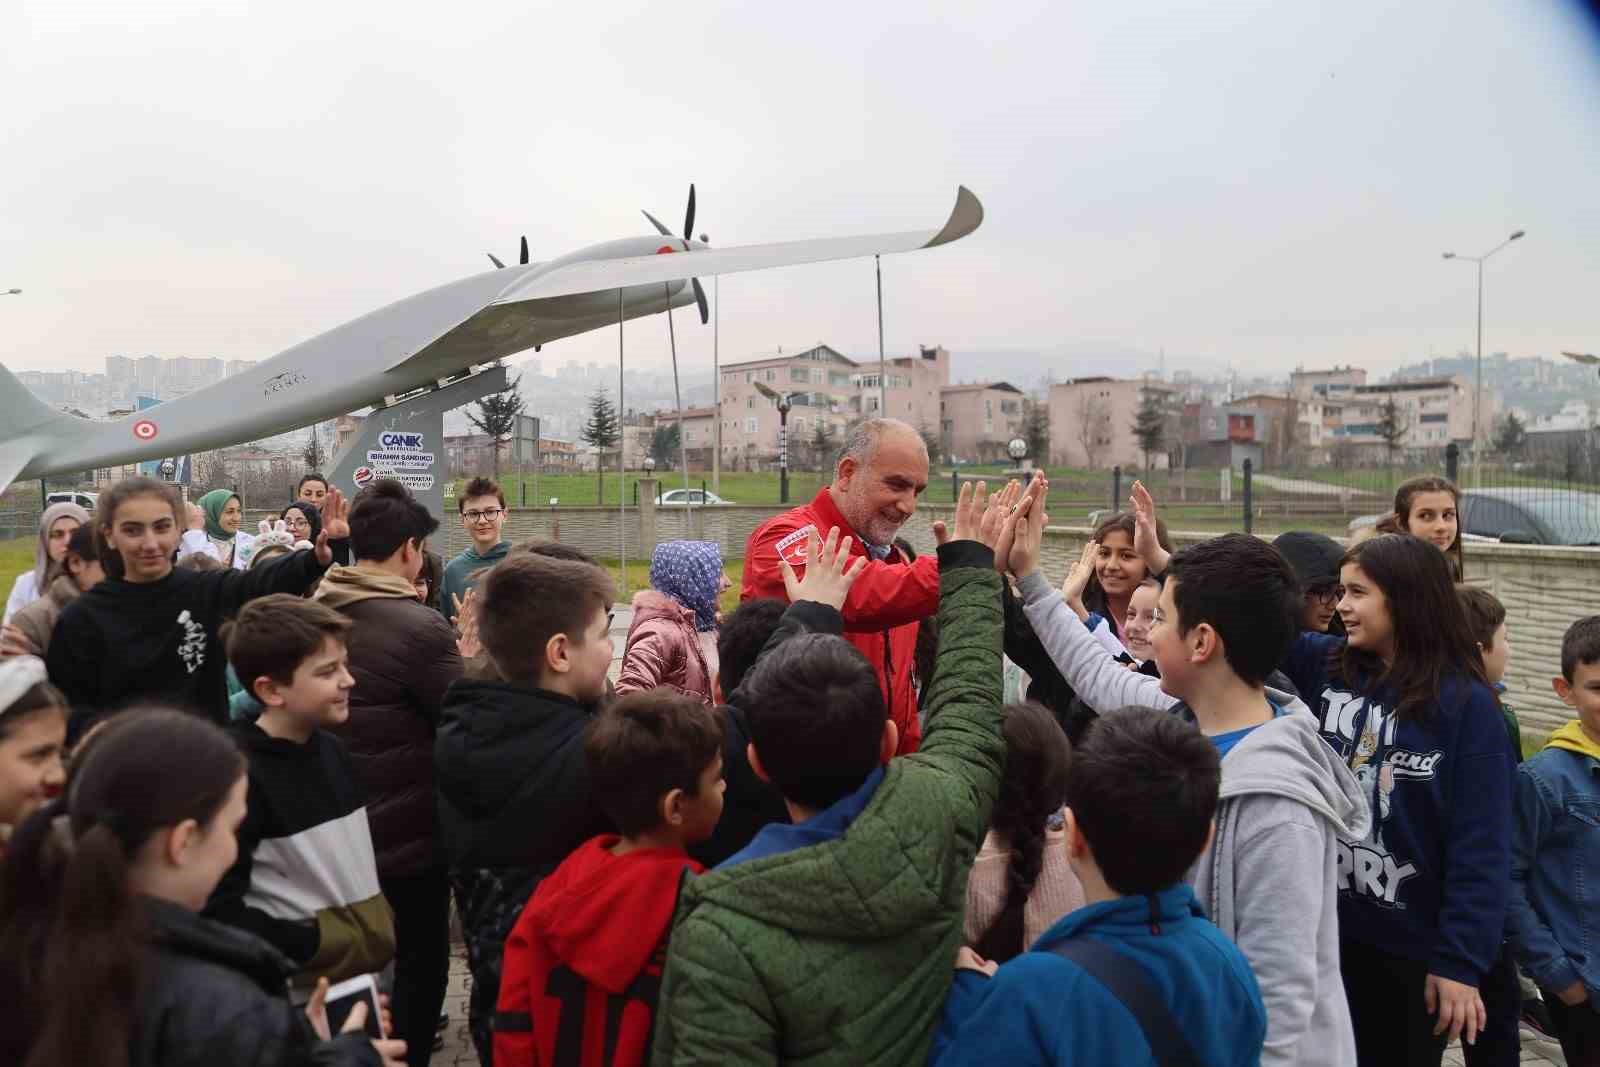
618 289 627 597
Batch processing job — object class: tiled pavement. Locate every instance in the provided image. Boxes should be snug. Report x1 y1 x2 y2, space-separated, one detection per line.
434 605 1568 1066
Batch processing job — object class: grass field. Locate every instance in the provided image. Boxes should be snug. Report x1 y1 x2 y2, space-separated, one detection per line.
0 538 33 602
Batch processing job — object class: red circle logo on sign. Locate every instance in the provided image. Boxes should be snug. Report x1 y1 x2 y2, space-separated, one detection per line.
353 466 374 487
132 419 159 441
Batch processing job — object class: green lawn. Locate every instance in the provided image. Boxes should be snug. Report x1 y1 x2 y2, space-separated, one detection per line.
0 538 33 599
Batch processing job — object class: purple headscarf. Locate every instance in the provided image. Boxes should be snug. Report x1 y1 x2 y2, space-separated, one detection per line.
649 540 723 632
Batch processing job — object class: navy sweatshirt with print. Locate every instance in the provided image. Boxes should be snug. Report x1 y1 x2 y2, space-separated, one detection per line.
1281 633 1516 985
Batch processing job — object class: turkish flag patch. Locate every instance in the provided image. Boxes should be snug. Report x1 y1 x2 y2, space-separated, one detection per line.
776 524 816 567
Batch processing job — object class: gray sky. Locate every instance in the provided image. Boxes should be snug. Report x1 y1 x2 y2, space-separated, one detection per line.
4 0 1598 383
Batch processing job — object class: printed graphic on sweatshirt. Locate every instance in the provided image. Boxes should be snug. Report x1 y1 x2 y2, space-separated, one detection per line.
1319 687 1430 908
177 609 207 674
775 524 816 567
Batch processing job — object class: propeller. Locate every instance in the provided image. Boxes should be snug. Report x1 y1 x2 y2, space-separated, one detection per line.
642 184 710 324
486 235 530 270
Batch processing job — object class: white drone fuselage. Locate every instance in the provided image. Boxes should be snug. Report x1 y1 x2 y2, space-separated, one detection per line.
0 189 982 488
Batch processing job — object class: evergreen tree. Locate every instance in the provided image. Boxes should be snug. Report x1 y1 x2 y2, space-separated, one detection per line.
649 422 681 468
1493 411 1527 457
1132 386 1169 470
302 427 325 473
809 420 838 473
1376 398 1410 469
1021 396 1051 464
581 389 621 501
467 373 526 478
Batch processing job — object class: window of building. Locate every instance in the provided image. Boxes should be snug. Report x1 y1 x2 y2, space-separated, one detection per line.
746 416 758 433
793 416 806 431
830 372 852 387
791 367 810 383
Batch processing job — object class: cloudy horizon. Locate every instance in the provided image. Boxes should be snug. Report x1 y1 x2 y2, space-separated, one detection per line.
4 0 1598 385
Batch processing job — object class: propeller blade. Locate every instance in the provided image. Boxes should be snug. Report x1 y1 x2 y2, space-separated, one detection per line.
487 253 506 269
520 236 529 265
683 184 696 241
691 276 709 325
642 209 674 237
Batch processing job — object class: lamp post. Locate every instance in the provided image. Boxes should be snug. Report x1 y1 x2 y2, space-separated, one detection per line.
753 381 797 504
1443 229 1525 487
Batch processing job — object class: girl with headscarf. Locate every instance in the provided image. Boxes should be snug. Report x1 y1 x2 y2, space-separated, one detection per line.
4 502 90 624
281 501 350 567
615 540 728 705
178 489 255 570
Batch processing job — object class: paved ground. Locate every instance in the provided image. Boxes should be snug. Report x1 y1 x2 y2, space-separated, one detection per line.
434 604 1567 1066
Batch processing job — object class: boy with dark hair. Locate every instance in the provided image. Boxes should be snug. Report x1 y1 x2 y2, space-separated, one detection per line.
654 481 1033 1066
1459 586 1520 754
206 594 395 989
441 475 510 622
1507 615 1600 1065
314 477 462 1066
1016 532 1366 1067
932 706 1266 1065
434 550 619 1063
714 597 790 699
494 690 724 1067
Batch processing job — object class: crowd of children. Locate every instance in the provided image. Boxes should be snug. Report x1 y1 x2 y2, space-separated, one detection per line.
0 458 1597 1067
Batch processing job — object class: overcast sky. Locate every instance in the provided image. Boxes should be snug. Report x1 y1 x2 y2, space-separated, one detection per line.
4 0 1598 384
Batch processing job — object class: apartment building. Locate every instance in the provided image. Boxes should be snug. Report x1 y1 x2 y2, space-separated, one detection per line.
1047 377 1180 469
717 344 950 468
619 407 718 468
939 382 1025 462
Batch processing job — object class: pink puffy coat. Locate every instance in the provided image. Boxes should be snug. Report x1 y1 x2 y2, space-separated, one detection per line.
616 590 715 705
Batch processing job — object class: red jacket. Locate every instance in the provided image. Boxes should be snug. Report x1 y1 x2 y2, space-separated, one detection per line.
740 488 939 755
494 836 702 1067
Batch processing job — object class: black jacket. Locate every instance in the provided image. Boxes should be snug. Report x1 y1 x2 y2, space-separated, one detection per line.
49 550 329 736
130 896 378 1067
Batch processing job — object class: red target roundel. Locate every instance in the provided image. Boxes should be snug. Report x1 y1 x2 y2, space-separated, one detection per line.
132 419 159 441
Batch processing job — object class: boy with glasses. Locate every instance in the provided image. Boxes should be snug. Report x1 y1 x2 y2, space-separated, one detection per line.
442 476 510 623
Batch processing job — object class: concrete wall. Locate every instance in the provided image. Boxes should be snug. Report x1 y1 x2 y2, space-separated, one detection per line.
250 499 1597 740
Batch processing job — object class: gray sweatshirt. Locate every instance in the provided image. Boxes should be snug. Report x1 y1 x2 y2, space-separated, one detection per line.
1017 569 1370 1067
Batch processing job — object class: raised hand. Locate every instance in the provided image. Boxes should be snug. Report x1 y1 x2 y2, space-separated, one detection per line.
1129 481 1170 575
314 488 350 566
977 480 1022 550
1003 490 1047 578
779 526 868 611
995 477 1046 570
1061 540 1097 621
453 589 482 659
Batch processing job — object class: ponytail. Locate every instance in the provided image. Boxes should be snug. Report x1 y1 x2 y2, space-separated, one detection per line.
0 710 244 1067
974 703 1072 964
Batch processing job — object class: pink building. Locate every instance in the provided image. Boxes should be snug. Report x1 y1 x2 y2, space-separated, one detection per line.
939 382 1025 463
1047 377 1180 469
717 344 950 468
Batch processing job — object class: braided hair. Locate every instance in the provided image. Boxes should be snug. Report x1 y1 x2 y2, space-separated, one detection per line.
974 702 1073 963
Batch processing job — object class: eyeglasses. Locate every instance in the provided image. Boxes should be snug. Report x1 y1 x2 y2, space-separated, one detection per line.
463 508 504 523
1305 585 1344 606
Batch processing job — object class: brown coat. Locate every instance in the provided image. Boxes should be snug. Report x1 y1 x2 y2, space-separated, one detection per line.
10 575 78 659
616 590 714 705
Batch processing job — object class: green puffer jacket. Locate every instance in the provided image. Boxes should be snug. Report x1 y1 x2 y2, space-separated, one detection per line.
653 541 1005 1066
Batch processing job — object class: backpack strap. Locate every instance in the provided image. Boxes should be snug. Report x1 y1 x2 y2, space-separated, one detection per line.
1044 934 1203 1067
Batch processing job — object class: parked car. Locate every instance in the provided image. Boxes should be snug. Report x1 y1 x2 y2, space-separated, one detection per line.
1347 488 1600 546
46 490 99 511
655 488 732 506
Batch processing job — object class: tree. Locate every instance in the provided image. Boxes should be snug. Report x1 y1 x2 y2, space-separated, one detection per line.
917 422 943 466
581 389 620 501
807 420 838 473
467 373 526 479
649 422 681 468
1021 396 1051 464
1132 386 1169 471
302 427 325 473
1494 411 1527 457
1376 398 1410 468
1075 392 1109 469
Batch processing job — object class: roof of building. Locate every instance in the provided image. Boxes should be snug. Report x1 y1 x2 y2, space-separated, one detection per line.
941 381 1023 395
722 344 858 370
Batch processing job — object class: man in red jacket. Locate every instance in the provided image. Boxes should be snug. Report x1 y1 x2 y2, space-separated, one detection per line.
741 417 940 755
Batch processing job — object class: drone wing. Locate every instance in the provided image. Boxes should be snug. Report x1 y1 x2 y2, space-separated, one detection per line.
492 186 982 306
1561 351 1600 365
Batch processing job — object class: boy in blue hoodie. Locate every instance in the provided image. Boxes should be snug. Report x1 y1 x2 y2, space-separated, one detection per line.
931 704 1266 1066
1507 615 1600 1064
440 476 510 623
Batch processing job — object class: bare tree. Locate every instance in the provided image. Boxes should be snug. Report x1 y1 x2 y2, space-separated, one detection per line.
1075 391 1109 468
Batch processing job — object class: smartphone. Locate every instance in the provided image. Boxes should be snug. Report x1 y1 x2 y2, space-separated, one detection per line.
324 973 384 1039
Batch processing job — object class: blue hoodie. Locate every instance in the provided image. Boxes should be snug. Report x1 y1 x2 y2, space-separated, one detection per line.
1281 632 1516 984
930 883 1266 1066
717 766 885 869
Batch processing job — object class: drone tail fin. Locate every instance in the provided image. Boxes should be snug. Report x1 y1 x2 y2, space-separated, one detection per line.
0 362 65 491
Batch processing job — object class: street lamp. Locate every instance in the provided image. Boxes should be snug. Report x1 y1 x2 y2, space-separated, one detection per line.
1443 229 1525 487
643 456 656 472
753 381 799 504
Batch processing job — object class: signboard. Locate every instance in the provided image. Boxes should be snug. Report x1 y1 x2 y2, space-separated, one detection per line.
325 366 509 520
